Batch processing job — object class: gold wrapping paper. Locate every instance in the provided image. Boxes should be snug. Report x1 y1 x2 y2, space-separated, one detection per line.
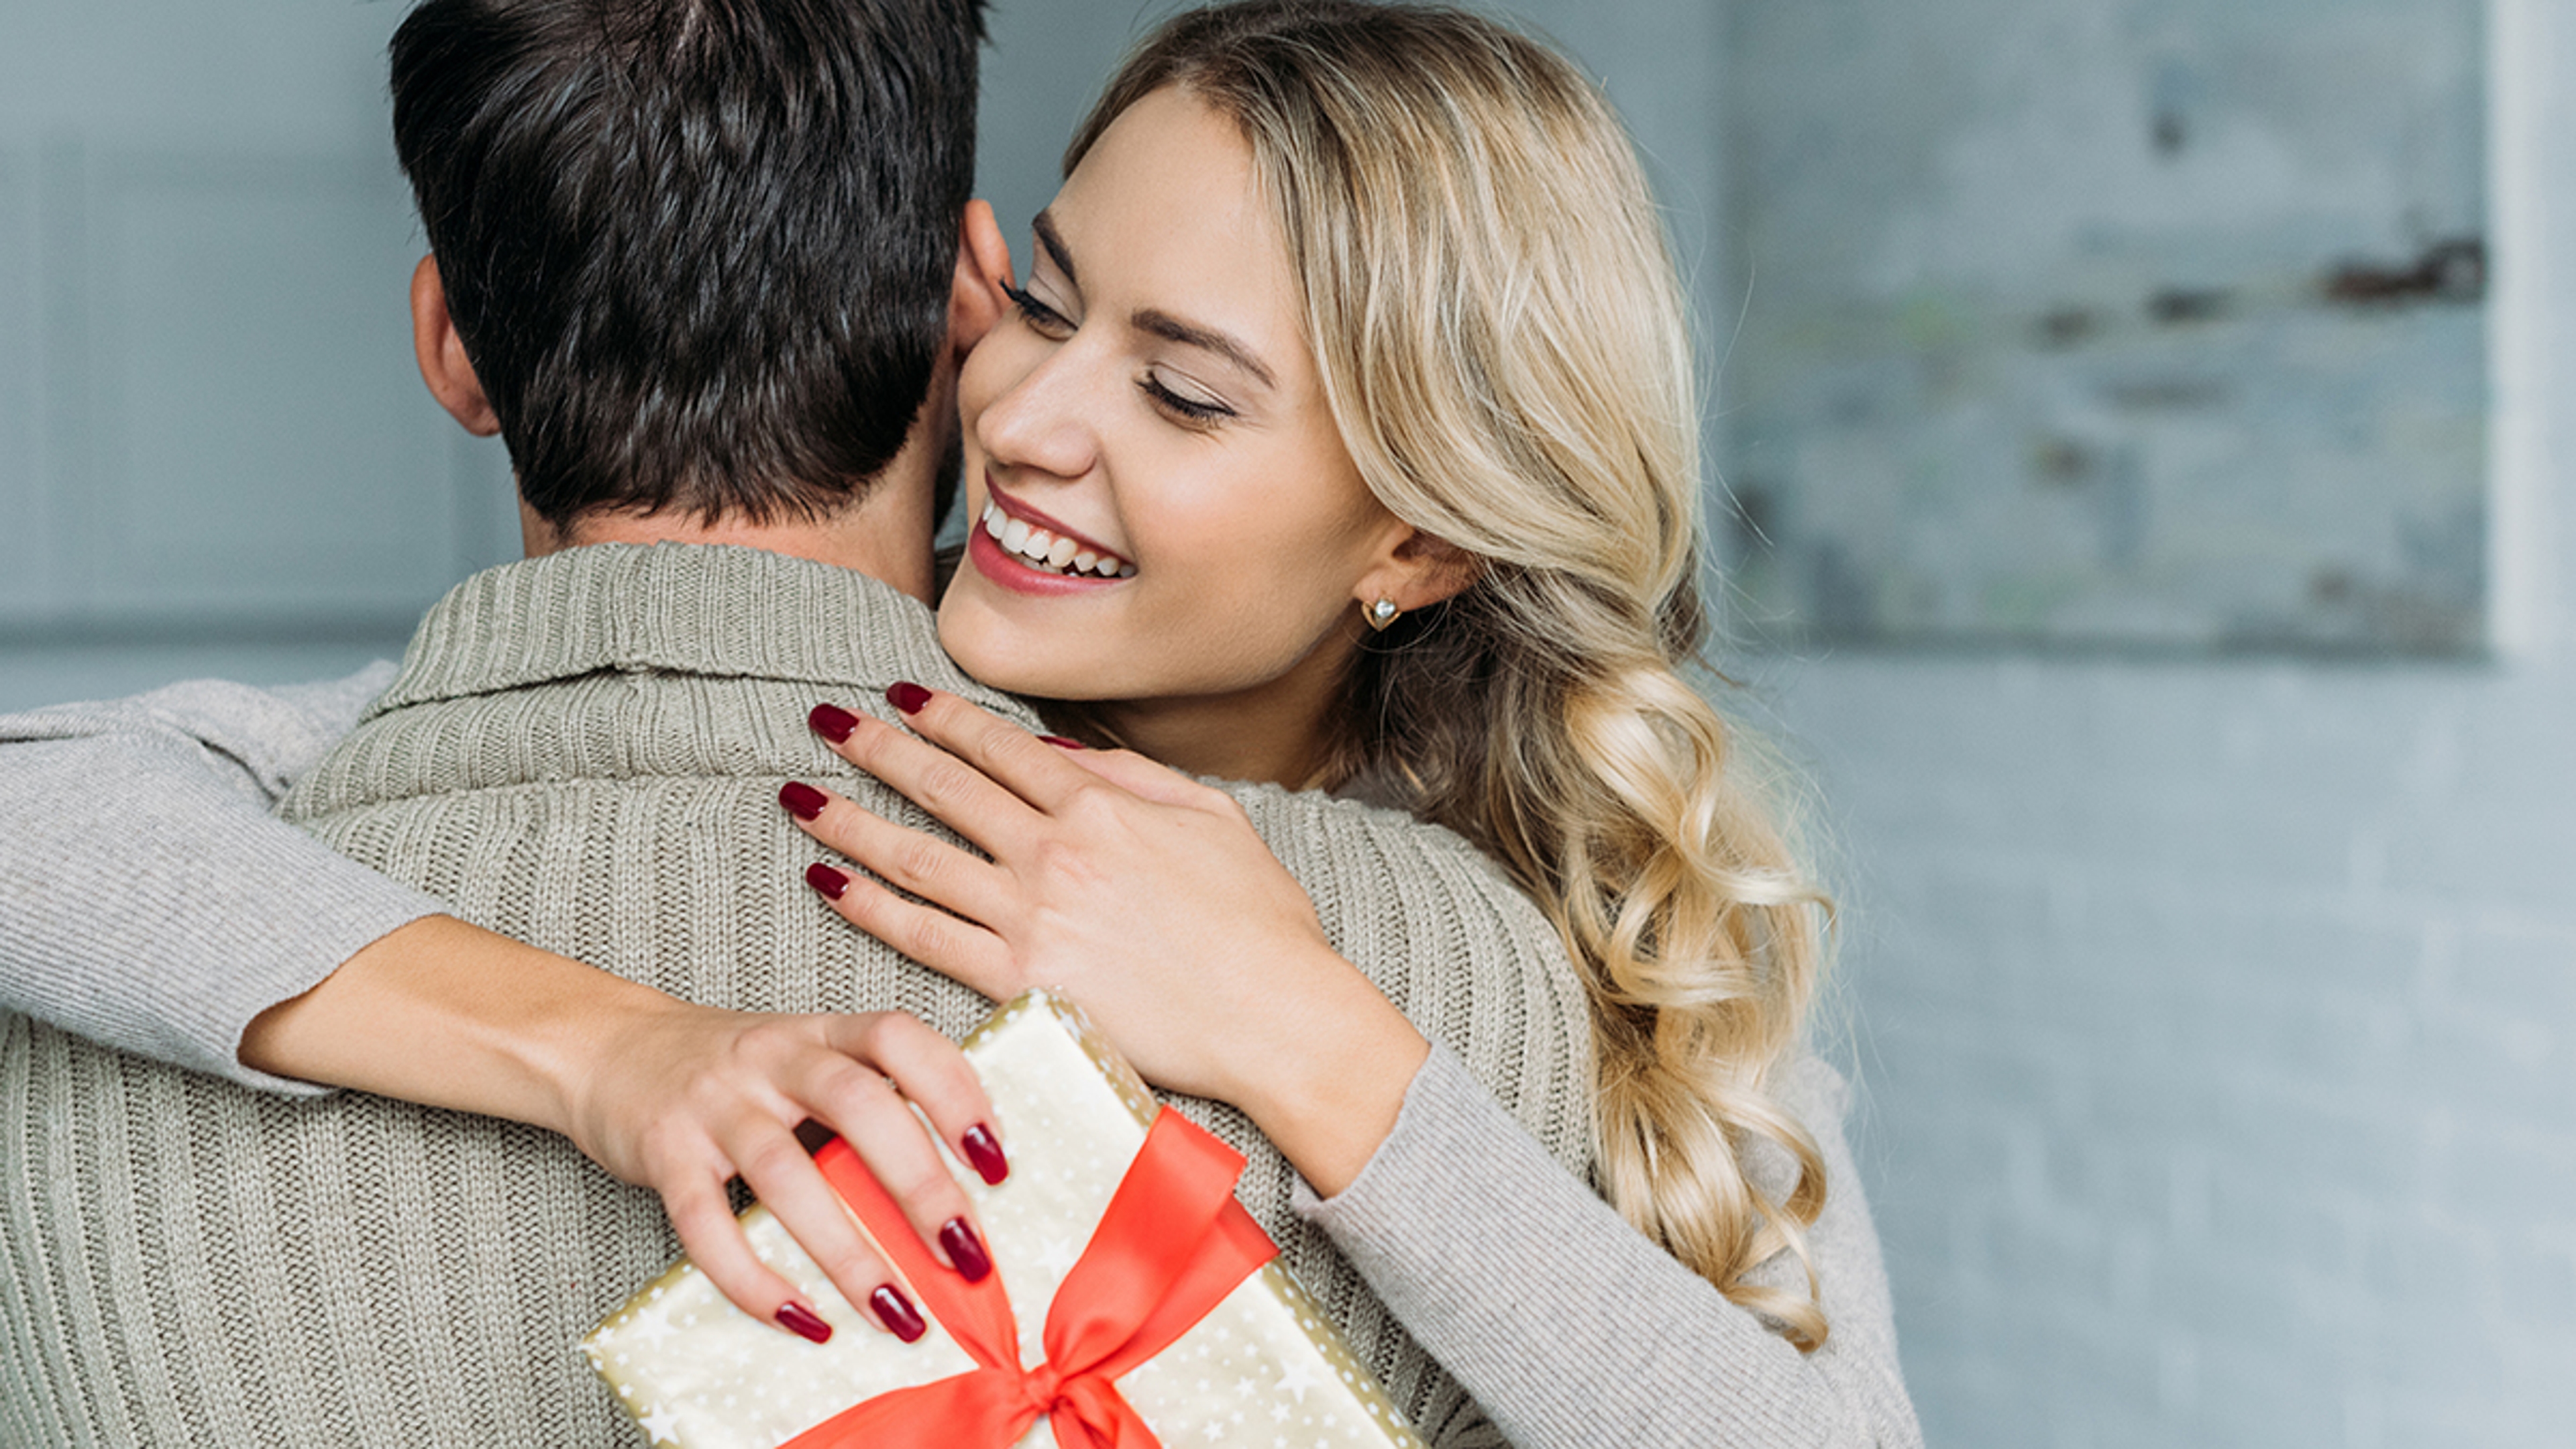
584 990 1426 1449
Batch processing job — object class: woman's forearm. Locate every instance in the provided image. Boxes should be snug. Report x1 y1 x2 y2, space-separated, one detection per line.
1302 1048 1923 1449
1210 940 1431 1197
0 667 445 1090
237 912 667 1126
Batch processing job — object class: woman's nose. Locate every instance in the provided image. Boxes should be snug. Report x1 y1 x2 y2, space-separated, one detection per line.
975 343 1099 482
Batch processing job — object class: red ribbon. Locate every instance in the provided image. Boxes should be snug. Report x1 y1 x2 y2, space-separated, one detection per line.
781 1110 1279 1449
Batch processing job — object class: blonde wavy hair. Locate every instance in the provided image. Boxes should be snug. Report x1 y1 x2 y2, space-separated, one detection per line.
1069 0 1837 1349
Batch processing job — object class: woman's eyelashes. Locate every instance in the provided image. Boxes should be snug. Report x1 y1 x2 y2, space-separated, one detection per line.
1005 281 1238 428
1141 372 1234 425
1002 282 1072 337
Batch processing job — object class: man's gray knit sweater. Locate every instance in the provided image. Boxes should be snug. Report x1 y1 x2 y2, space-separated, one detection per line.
0 544 1919 1448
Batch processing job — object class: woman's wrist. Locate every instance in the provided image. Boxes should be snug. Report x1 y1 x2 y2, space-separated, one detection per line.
239 913 674 1137
1219 945 1430 1197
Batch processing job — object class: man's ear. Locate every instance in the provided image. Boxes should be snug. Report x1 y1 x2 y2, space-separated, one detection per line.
410 255 500 438
948 198 1015 360
1355 525 1481 621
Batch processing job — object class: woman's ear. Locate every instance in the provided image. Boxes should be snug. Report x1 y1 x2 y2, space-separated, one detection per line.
948 199 1016 360
1357 525 1481 620
410 256 500 437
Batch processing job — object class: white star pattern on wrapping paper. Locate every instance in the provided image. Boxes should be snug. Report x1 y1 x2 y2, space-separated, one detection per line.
585 1000 1438 1449
635 1403 683 1444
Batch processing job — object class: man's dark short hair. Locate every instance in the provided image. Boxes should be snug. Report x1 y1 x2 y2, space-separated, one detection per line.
391 0 987 527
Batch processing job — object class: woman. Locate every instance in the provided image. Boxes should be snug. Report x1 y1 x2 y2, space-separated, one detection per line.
820 0 1839 1352
750 9 1911 1441
1 3 1915 1444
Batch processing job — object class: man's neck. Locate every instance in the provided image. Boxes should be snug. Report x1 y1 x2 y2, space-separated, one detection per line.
518 462 941 604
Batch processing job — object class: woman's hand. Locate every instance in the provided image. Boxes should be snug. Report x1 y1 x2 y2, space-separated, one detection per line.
244 916 1008 1344
562 998 1009 1345
780 684 1428 1194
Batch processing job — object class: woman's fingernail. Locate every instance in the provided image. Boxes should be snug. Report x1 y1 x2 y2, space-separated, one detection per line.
869 1285 927 1342
939 1218 992 1283
1037 735 1087 750
776 1301 833 1344
804 863 850 901
960 1123 1009 1185
885 681 931 714
780 781 829 820
809 702 859 743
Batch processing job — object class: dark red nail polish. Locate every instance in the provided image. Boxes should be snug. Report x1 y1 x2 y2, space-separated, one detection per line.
1037 735 1087 750
780 781 829 820
960 1123 1008 1185
939 1219 991 1283
776 1301 833 1344
885 681 931 714
869 1285 927 1342
804 863 849 900
809 702 859 743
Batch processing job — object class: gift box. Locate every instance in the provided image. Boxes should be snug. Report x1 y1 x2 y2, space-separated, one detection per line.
584 990 1426 1448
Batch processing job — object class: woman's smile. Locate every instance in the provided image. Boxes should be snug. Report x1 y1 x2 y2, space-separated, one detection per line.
964 481 1137 598
975 491 1136 580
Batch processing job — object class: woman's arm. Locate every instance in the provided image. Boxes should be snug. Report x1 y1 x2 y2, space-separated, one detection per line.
0 667 441 1089
0 672 1014 1338
1304 1047 1921 1449
796 684 1922 1446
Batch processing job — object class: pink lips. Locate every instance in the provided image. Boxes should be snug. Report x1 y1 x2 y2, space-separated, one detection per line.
985 484 1124 563
967 482 1130 598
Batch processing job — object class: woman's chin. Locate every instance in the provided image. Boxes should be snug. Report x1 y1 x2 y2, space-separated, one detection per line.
936 598 1099 704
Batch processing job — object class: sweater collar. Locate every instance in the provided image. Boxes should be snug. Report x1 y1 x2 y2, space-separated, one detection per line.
368 543 1024 721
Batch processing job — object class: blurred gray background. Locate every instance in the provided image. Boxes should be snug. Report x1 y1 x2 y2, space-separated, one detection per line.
3 1 2571 1444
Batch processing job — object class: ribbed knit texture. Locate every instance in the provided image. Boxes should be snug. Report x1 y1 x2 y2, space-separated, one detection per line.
1301 1049 1923 1448
0 543 1594 1448
0 664 439 1093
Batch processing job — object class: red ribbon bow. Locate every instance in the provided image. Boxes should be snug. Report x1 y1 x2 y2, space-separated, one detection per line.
782 1110 1279 1449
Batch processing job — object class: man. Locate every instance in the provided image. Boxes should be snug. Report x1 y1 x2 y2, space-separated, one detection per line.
0 1 1591 1443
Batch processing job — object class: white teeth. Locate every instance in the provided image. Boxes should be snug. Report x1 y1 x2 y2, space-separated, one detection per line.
981 498 1134 578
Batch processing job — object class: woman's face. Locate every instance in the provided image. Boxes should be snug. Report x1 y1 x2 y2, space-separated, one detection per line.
937 86 1413 784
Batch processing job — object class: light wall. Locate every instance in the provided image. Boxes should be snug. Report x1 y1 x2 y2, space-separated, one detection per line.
0 0 514 711
1764 1 2576 1443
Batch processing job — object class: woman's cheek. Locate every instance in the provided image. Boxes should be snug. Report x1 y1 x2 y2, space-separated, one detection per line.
957 325 1042 441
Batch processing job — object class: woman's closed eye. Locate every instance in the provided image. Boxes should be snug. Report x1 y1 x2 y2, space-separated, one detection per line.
1002 282 1073 338
1006 281 1234 427
1140 370 1234 425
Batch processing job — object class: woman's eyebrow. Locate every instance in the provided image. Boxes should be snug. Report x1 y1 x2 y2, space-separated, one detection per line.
1132 309 1276 389
1034 207 1275 389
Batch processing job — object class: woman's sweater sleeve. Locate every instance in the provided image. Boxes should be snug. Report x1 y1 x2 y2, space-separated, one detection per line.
0 665 445 1094
1298 1044 1923 1449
